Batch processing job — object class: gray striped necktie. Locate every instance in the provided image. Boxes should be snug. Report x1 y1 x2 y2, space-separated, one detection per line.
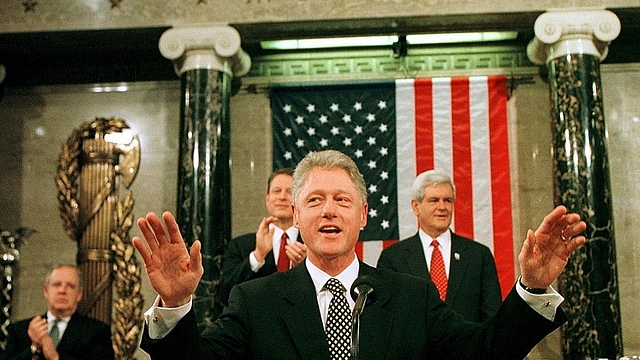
50 318 61 348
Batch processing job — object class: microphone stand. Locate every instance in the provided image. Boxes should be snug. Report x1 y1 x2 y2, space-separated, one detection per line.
350 289 370 360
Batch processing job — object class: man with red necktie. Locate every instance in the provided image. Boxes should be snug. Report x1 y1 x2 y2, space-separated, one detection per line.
219 167 307 306
377 169 502 322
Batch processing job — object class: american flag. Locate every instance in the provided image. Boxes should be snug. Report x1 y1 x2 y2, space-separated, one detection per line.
271 76 514 297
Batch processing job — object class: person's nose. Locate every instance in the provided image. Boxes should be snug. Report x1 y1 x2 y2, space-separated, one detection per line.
321 200 337 218
280 190 292 200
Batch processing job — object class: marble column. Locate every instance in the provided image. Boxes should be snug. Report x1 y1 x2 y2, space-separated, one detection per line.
527 10 622 360
159 25 251 326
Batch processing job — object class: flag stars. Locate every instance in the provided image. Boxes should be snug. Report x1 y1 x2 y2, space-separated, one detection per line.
354 126 363 134
283 128 293 136
368 184 377 193
367 160 377 169
284 151 292 160
367 137 376 145
366 113 376 122
353 102 363 111
319 115 329 123
354 149 364 158
380 171 389 180
380 195 389 204
319 138 329 147
330 103 340 112
380 147 388 156
369 209 378 218
342 114 352 123
343 138 352 146
283 104 292 113
378 101 387 109
306 104 316 113
307 128 316 136
331 127 340 135
296 139 305 147
379 124 388 132
295 116 304 124
381 220 390 229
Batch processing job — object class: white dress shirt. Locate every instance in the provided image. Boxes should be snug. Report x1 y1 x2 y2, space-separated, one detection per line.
306 255 359 328
47 312 70 339
419 228 452 276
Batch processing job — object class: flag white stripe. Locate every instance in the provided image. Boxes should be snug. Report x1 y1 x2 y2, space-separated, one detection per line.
362 240 384 266
469 76 495 252
395 79 418 240
431 78 456 227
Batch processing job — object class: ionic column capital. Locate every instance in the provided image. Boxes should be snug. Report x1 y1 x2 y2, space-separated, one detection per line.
527 9 620 65
158 24 251 76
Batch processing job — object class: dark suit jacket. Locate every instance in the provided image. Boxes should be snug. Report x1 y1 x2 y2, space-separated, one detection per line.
377 231 502 322
141 261 565 360
1 312 114 360
218 231 303 306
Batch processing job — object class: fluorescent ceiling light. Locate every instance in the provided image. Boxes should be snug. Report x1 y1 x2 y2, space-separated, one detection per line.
260 31 518 50
407 31 518 44
261 35 399 50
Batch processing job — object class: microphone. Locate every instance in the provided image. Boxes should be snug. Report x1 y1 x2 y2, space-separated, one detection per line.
349 276 378 360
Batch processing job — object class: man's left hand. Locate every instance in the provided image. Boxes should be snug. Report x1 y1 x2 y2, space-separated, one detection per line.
518 205 587 289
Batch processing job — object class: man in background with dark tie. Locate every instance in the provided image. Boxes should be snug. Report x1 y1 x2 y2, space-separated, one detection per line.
218 167 307 306
377 169 502 322
1 264 114 360
132 149 588 360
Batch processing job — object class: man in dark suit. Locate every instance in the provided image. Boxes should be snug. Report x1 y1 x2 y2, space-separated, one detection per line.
377 169 502 322
1 264 114 360
218 167 306 305
132 149 587 360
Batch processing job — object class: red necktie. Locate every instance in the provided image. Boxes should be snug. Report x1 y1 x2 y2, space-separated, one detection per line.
430 239 447 301
277 232 289 272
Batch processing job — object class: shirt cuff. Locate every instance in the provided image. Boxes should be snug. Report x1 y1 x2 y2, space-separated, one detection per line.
515 277 564 321
249 251 265 272
143 295 192 339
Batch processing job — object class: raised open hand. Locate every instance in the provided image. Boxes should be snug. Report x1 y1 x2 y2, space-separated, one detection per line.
254 216 277 263
132 211 204 307
518 205 587 289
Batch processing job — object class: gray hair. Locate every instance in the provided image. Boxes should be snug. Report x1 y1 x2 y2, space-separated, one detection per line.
44 264 85 288
292 150 368 205
411 169 456 202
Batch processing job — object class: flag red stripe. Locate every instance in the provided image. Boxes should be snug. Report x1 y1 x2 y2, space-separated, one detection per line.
383 239 399 249
414 78 434 173
488 76 515 298
355 241 364 260
450 78 474 238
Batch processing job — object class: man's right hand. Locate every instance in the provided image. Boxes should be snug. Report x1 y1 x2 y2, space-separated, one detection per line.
27 317 47 348
253 216 276 263
133 211 204 308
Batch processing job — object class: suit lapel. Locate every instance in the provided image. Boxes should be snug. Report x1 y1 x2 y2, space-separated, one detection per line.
446 233 470 302
282 262 394 360
357 263 393 360
282 265 331 360
55 313 79 352
404 235 430 279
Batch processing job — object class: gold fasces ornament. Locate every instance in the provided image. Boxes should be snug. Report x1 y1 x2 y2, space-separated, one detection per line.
56 117 143 360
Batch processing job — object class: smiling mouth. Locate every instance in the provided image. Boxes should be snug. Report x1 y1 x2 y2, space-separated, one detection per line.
320 226 341 234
